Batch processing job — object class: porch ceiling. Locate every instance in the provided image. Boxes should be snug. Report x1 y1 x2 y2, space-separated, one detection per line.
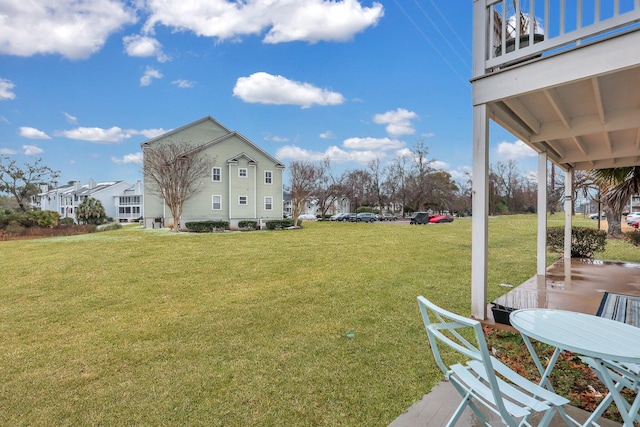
475 29 640 172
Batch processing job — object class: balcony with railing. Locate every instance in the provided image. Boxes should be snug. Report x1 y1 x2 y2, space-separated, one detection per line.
475 0 640 76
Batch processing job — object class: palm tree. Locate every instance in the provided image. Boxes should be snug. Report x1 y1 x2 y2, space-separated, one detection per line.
590 167 640 237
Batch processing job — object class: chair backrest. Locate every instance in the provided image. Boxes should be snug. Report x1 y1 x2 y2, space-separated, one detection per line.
417 295 493 376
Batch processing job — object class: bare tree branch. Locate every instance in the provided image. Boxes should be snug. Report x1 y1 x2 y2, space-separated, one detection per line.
143 141 213 232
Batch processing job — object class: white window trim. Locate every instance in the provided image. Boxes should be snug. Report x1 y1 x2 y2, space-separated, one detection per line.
264 170 273 185
238 195 248 205
264 196 273 211
212 195 222 210
212 167 222 182
238 168 248 178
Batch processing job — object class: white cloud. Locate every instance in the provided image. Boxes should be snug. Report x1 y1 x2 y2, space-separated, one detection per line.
123 34 169 62
342 136 404 151
0 78 16 100
449 165 471 182
395 148 413 158
0 0 137 59
525 169 538 184
263 133 290 143
19 126 50 139
262 0 384 44
23 144 43 155
0 148 17 155
319 130 335 139
142 0 383 44
496 140 537 160
140 66 163 86
172 79 196 88
60 126 132 143
276 144 381 165
63 112 78 124
373 108 418 137
112 152 143 164
233 72 344 108
431 160 451 171
135 128 168 138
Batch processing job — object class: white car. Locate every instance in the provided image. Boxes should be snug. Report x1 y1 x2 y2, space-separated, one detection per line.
626 212 640 225
297 214 317 221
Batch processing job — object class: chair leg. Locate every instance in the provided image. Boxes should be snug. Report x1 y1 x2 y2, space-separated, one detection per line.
447 383 490 427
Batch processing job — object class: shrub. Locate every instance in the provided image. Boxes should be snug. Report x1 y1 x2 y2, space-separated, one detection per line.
547 226 607 258
623 230 640 247
58 217 75 226
238 220 258 230
76 197 108 225
96 222 122 232
265 219 294 230
24 210 60 227
185 221 229 232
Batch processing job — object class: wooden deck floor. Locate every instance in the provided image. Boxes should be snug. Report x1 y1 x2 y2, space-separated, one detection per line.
485 257 640 327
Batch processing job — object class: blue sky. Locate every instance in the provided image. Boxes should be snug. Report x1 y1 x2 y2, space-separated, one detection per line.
0 0 536 188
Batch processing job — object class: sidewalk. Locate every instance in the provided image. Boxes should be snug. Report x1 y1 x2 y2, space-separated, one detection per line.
389 380 621 427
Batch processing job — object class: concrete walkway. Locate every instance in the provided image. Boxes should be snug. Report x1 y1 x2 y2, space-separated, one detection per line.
389 380 622 427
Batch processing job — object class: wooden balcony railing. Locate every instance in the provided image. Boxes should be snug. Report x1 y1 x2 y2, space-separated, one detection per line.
474 0 640 76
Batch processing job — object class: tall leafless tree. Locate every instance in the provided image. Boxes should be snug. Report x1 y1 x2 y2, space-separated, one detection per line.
312 158 343 218
289 160 323 226
143 141 213 232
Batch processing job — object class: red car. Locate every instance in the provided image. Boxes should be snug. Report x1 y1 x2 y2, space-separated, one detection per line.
633 221 639 229
429 214 454 223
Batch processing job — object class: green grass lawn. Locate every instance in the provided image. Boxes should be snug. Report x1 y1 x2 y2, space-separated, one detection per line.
1 216 638 426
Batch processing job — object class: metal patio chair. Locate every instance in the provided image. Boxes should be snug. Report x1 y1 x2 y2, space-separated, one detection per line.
417 296 576 427
579 358 640 425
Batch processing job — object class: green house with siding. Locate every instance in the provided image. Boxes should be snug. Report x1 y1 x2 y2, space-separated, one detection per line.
142 116 285 230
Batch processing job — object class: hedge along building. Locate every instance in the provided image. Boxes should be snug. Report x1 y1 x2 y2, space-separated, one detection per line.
141 116 285 230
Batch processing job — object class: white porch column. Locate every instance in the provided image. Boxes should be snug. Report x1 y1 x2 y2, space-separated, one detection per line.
564 169 573 259
537 153 548 276
471 104 489 320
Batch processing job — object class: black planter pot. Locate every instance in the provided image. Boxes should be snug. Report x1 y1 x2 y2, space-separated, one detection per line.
491 303 517 326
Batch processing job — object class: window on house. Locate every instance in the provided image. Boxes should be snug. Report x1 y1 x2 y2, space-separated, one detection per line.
265 196 273 210
238 168 247 178
238 195 248 205
212 167 222 182
212 195 222 210
265 170 272 184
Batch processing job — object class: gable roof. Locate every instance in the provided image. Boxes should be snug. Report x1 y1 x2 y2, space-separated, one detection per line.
227 152 258 164
141 116 285 170
140 116 231 148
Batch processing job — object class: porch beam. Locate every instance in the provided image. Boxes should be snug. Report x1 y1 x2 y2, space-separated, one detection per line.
538 152 548 276
472 103 489 320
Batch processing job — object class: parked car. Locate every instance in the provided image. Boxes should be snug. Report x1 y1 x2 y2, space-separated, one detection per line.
429 214 454 223
589 212 606 219
298 214 317 221
342 213 357 222
356 212 377 222
626 212 640 225
330 213 343 221
633 221 639 229
379 213 398 221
